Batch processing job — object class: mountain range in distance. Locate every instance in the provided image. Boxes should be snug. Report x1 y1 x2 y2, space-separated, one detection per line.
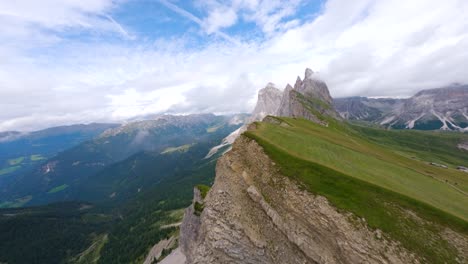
0 114 245 207
0 68 467 264
176 68 468 264
334 84 468 131
1 73 467 208
208 69 467 158
237 69 468 136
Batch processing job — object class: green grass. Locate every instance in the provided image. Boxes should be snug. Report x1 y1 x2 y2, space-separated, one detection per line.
30 154 46 161
206 124 224 133
245 117 468 263
196 184 210 199
193 202 204 216
0 196 32 208
7 157 24 166
351 124 468 167
161 144 194 154
0 166 21 176
47 184 69 194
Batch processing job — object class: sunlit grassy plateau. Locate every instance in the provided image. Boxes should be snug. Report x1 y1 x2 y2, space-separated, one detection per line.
245 116 468 263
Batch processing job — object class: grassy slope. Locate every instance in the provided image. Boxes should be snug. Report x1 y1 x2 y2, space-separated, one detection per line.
245 117 468 263
0 166 21 176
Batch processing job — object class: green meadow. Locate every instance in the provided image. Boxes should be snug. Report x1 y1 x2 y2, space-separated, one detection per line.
0 166 21 177
161 144 194 154
8 157 24 166
30 154 46 161
47 184 69 194
245 117 468 263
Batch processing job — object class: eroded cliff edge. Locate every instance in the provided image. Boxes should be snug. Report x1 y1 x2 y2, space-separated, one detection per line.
179 133 422 264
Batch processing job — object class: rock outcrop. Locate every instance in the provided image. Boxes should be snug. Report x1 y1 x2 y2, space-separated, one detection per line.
334 97 404 122
181 136 419 264
205 83 282 158
277 68 340 125
335 84 468 131
179 187 204 263
459 142 468 151
250 83 283 122
143 236 178 264
206 68 340 158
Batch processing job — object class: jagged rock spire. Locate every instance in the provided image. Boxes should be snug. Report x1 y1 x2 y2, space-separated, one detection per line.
305 68 314 79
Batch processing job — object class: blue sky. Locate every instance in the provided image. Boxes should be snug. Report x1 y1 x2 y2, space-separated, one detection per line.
1 0 468 131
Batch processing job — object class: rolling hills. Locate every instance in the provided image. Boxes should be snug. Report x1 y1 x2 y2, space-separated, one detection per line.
0 123 118 201
0 114 241 207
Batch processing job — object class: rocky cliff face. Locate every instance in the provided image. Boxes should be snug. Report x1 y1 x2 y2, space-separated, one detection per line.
389 85 468 130
277 68 340 125
335 85 468 131
180 134 419 264
250 83 283 122
334 97 404 122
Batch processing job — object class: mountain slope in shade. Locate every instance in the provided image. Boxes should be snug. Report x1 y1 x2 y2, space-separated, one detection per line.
0 123 119 160
277 68 340 125
0 136 225 264
0 123 119 195
0 114 242 207
335 84 468 131
333 97 404 122
389 85 468 130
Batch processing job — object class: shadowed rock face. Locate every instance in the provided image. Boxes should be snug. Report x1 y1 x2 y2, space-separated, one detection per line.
295 68 333 105
335 85 468 131
334 97 404 121
277 68 341 124
180 136 419 264
392 85 468 130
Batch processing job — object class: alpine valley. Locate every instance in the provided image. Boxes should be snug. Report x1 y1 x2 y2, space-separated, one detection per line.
1 69 467 264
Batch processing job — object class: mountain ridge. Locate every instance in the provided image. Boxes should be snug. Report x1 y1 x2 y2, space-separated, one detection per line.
335 84 468 131
178 115 468 263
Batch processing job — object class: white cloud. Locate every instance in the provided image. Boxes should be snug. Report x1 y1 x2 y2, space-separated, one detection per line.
243 0 304 34
1 0 468 131
196 0 305 35
203 7 238 34
0 0 113 28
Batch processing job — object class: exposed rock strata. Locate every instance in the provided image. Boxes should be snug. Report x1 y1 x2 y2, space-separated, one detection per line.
278 68 340 125
143 236 177 264
179 187 203 263
181 136 420 264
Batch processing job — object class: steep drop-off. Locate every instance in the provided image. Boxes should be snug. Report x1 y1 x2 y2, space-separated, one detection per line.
177 117 468 263
180 136 418 263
